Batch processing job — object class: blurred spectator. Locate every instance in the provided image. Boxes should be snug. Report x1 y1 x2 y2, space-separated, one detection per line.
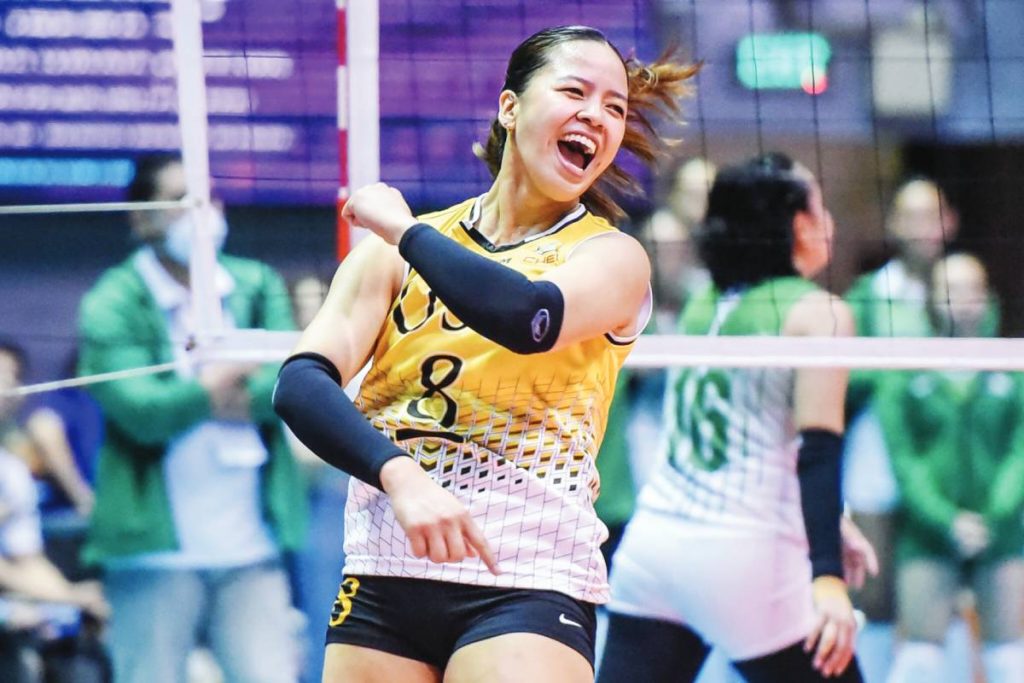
27 353 103 521
0 347 97 523
286 273 350 683
881 254 1024 683
76 154 307 683
842 177 969 681
290 273 329 331
27 353 106 591
643 156 717 332
593 371 637 571
0 341 110 683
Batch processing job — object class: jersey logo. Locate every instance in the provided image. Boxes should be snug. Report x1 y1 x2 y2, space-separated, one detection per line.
531 309 551 342
559 613 583 628
524 243 560 265
328 577 361 628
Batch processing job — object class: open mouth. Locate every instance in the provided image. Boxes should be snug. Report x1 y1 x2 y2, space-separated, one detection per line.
557 134 596 172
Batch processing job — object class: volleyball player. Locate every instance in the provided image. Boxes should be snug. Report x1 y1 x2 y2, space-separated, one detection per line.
597 153 864 683
272 26 697 683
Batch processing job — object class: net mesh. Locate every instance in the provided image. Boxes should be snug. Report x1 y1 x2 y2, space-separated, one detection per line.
1 0 1023 393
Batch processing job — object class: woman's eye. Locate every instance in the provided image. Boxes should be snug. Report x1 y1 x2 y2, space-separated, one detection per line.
562 87 584 97
607 104 625 116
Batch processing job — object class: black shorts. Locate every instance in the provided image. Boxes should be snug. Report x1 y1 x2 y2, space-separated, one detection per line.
324 575 597 670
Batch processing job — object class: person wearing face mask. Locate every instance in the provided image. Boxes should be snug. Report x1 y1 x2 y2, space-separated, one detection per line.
878 254 1024 683
76 154 307 683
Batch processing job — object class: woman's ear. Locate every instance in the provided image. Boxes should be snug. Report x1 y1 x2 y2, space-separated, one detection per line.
790 209 816 271
791 209 812 249
498 90 517 131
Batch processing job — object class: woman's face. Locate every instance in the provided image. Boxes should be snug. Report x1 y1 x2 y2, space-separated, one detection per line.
292 276 326 330
792 164 835 277
889 181 957 266
0 350 22 423
931 255 989 337
501 40 628 204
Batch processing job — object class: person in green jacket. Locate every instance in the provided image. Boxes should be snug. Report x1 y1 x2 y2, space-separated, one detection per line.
840 177 961 681
77 155 307 683
880 254 1024 683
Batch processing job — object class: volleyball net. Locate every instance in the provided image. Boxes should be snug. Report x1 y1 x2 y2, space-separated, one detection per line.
3 0 1024 402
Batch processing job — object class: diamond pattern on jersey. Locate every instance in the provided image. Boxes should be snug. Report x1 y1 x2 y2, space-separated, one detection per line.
341 199 632 603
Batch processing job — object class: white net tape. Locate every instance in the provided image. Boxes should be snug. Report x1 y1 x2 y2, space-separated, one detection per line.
7 331 1024 399
5 1 1023 400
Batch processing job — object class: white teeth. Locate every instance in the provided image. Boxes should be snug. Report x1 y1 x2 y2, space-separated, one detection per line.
561 133 596 155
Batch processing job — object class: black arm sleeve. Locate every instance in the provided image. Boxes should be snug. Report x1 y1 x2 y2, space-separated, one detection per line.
398 222 564 354
797 428 845 579
272 352 409 489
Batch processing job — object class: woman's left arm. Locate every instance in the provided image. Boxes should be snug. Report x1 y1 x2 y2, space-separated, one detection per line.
789 290 854 433
343 183 650 354
786 290 858 678
540 234 651 350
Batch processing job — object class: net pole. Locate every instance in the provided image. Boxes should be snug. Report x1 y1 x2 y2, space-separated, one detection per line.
336 0 351 260
170 0 222 334
337 0 380 260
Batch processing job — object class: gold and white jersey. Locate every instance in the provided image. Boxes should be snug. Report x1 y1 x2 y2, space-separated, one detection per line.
343 195 648 603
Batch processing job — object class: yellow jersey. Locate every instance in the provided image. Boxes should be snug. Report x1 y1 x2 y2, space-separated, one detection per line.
343 195 649 603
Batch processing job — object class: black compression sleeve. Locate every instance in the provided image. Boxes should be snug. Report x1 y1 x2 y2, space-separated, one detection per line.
797 428 845 579
272 352 409 489
398 223 564 354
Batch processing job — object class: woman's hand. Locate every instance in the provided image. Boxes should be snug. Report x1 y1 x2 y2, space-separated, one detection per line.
342 183 419 246
951 510 990 559
805 575 858 678
840 515 880 590
380 457 500 575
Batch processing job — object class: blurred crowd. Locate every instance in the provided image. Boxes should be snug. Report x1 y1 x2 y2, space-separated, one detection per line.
2 152 1021 683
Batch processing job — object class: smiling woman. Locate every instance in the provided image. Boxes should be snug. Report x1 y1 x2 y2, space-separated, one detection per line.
271 25 697 683
475 25 698 224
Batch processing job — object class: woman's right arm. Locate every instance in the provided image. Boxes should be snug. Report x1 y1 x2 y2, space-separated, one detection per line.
273 234 408 488
273 235 499 574
293 234 404 382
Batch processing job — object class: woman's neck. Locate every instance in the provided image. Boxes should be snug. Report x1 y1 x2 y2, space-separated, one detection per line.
476 169 579 247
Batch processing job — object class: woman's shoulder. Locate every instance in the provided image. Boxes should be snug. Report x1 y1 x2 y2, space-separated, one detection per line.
782 284 854 337
415 197 478 231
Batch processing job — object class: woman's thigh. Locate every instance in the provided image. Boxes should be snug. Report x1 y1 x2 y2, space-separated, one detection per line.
973 557 1024 642
323 643 441 683
596 611 710 683
444 633 592 683
895 557 959 642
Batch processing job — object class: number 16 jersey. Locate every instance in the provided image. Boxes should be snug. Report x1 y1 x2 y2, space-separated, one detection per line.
342 196 649 604
638 277 818 543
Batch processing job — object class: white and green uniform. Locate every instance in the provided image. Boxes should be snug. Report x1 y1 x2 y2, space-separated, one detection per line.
609 277 822 660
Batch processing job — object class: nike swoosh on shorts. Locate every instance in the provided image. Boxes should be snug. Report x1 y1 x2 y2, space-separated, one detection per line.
559 613 583 628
